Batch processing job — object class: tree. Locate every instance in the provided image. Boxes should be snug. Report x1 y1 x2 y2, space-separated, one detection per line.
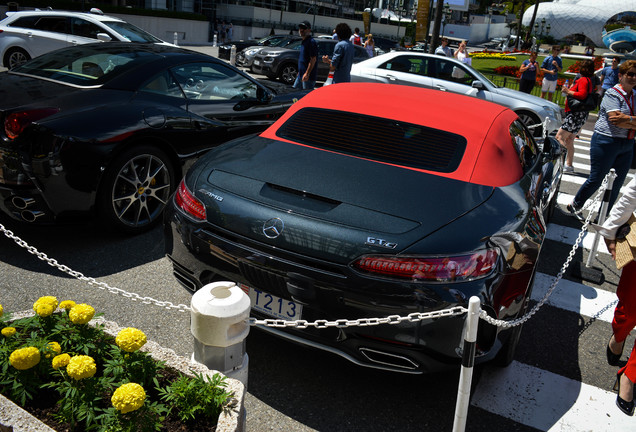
516 0 528 50
524 0 541 48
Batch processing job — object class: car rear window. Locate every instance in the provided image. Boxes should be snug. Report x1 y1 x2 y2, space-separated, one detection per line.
275 107 466 173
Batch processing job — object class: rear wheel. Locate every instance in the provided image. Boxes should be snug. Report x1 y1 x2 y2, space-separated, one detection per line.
4 48 30 69
279 63 298 85
99 146 175 234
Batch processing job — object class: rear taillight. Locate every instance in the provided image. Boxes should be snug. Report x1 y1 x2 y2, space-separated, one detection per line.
4 108 60 139
174 179 206 221
353 249 498 282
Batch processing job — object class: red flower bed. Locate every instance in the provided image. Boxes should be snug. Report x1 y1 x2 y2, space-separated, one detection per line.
493 65 520 77
566 56 604 73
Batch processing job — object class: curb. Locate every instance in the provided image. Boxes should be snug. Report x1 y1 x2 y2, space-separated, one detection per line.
0 313 245 432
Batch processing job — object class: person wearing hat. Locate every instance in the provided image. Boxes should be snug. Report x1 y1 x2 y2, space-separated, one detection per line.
294 20 318 90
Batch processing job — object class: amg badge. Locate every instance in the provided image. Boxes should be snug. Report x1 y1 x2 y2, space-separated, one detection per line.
365 237 397 249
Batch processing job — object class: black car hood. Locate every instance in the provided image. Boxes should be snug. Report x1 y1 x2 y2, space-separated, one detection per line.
0 72 79 110
190 136 495 262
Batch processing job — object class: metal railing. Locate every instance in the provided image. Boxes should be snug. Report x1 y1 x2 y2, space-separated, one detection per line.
485 73 567 107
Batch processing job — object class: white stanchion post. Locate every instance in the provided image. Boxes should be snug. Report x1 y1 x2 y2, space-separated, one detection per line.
452 296 481 432
190 281 251 387
173 31 178 46
586 168 617 268
213 33 218 47
230 45 237 65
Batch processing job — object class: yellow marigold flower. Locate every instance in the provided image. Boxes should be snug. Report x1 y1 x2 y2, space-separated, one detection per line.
52 353 71 370
66 355 96 380
68 304 95 325
45 341 62 358
33 296 58 317
111 383 146 414
9 347 41 370
1 327 16 337
115 327 147 353
59 300 76 311
0 304 3 318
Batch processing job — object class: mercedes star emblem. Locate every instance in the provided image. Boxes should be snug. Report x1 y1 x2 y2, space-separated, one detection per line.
263 218 284 238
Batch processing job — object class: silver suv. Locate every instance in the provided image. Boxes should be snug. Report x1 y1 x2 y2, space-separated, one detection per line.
0 8 167 69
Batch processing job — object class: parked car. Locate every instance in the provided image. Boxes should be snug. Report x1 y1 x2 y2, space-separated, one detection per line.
0 8 168 69
218 34 297 61
351 51 562 137
236 35 301 70
0 42 307 233
252 38 370 84
372 36 401 55
164 83 563 373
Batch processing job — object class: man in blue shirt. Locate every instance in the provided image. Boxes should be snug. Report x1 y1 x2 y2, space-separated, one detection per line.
293 20 318 90
601 56 621 98
540 45 563 101
322 23 355 84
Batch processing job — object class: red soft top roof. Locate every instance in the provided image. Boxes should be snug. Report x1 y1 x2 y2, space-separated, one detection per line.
261 83 523 187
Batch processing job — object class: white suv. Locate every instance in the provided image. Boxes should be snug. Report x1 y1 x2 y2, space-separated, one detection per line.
0 8 167 69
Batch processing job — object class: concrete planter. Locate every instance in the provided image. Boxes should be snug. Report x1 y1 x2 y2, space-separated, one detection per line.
0 314 245 432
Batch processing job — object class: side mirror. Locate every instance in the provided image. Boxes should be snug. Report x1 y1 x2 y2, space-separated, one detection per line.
96 33 112 42
471 80 485 90
542 136 563 158
257 86 273 103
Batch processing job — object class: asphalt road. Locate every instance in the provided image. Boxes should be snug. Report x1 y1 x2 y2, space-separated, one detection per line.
0 49 633 430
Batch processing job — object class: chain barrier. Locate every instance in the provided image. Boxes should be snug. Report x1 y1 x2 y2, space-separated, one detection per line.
0 223 192 313
480 174 610 329
0 171 610 329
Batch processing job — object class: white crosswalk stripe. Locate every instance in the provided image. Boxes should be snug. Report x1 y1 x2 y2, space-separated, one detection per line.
472 126 636 429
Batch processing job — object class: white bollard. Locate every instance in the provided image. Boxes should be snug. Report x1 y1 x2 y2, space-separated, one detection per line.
452 296 481 432
173 31 178 46
586 168 617 268
213 33 218 47
191 281 251 387
230 44 237 65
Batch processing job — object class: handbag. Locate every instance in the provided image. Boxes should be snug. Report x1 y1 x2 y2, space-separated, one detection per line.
615 214 636 269
567 78 599 112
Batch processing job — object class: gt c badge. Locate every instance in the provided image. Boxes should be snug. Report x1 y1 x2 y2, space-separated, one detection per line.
366 237 398 249
263 218 285 239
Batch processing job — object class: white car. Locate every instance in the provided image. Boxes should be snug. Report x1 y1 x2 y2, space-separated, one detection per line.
0 8 167 69
351 51 562 137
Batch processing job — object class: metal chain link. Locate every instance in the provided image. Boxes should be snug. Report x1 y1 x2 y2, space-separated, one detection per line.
0 223 192 313
249 307 468 328
480 174 610 329
1 168 608 329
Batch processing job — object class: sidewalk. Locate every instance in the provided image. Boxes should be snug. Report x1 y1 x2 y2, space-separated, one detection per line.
183 45 219 58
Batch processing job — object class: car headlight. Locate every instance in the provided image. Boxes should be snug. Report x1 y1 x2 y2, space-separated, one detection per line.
246 48 260 56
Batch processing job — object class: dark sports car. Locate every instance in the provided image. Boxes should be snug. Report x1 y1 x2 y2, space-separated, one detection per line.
0 42 306 233
164 83 563 373
218 34 298 60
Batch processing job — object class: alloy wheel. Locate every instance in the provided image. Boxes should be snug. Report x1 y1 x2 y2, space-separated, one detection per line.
280 64 298 85
110 153 172 230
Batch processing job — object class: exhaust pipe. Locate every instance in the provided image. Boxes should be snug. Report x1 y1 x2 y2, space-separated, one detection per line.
21 210 45 223
11 196 35 210
359 347 420 370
